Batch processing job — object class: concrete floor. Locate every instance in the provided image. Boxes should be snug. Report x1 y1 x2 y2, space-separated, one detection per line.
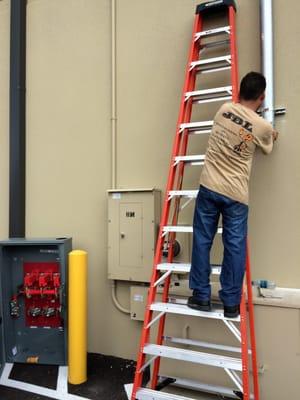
0 354 234 400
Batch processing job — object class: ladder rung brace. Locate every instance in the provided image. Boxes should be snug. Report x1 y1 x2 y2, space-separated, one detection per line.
196 95 232 105
179 120 213 133
143 344 243 371
157 262 221 276
189 129 211 135
185 86 232 103
195 26 230 41
157 263 191 273
162 226 223 234
174 155 205 166
139 355 158 373
225 368 243 393
223 319 242 343
150 302 240 322
168 190 198 199
158 376 241 399
200 65 231 75
190 55 231 71
136 388 197 400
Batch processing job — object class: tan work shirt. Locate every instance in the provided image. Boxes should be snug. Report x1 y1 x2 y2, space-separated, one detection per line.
200 102 274 205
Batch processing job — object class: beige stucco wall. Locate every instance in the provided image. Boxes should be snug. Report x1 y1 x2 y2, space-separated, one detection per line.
0 1 299 399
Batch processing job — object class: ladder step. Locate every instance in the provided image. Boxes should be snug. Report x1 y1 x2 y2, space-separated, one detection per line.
179 120 213 134
143 344 242 371
168 190 198 199
174 155 205 166
185 86 232 104
158 375 242 399
157 262 221 276
162 226 223 234
150 302 240 322
136 388 197 400
190 55 231 74
195 26 230 41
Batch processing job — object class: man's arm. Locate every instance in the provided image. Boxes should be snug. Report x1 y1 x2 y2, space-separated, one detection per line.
253 120 277 155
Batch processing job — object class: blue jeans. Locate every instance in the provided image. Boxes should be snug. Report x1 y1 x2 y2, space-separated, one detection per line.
189 185 248 306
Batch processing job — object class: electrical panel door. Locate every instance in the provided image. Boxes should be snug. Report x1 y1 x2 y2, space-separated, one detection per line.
108 189 161 282
119 203 143 268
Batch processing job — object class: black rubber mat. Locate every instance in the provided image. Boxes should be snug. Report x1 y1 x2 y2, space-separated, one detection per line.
0 385 53 399
9 362 58 389
0 353 150 400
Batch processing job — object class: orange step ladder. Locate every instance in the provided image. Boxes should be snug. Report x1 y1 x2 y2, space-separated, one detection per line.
131 1 259 399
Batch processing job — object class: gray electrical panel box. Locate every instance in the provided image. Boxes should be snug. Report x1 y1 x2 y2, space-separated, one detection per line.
0 306 3 373
0 238 72 366
108 189 161 282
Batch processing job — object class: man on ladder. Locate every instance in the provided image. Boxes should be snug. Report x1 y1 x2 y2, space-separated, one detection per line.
188 71 278 318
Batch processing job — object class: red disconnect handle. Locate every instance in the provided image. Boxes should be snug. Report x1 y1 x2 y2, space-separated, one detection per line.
39 273 51 288
53 273 61 288
24 272 38 287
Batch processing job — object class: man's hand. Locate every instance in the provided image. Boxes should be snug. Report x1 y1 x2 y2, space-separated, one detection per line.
272 130 279 141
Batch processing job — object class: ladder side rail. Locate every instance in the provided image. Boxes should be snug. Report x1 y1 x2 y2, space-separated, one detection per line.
240 292 250 400
246 242 260 400
229 5 251 399
150 243 173 390
151 97 196 389
131 13 202 400
229 5 239 100
151 24 201 385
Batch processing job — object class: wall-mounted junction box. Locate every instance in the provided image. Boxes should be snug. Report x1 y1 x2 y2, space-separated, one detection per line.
0 238 72 366
130 286 149 321
108 189 161 282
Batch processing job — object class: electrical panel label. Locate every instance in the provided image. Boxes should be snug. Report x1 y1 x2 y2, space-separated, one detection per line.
133 294 144 302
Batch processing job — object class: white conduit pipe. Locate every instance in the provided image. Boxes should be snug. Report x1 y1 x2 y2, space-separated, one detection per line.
110 0 130 315
111 280 130 314
260 0 275 127
111 0 117 188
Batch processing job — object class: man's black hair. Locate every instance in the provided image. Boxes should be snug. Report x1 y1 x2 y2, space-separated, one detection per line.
239 72 266 101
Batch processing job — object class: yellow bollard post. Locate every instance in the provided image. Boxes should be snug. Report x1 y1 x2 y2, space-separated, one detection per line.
68 250 87 384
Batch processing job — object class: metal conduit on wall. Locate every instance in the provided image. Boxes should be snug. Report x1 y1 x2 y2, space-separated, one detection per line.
9 0 27 238
260 0 275 126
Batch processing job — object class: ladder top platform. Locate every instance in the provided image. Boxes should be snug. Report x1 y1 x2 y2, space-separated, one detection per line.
196 0 237 15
